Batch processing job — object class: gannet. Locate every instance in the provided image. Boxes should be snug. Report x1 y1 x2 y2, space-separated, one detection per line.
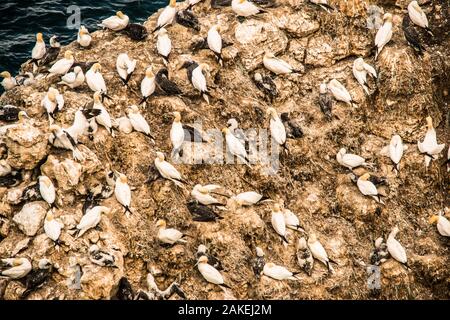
140 67 156 105
429 214 450 237
187 200 223 222
352 57 377 95
123 22 148 41
271 204 288 243
156 219 187 245
77 206 110 237
48 50 74 76
263 263 299 281
77 25 92 47
253 72 277 102
319 83 333 120
374 13 393 60
297 237 314 276
0 71 17 91
91 91 114 135
20 259 53 299
58 66 85 89
31 32 46 63
170 111 184 158
309 0 334 12
65 108 93 140
230 191 263 206
38 175 56 207
191 184 223 205
408 1 433 36
49 124 84 161
156 28 172 65
267 107 287 148
115 173 132 216
327 79 355 107
357 173 384 204
283 207 303 231
116 53 136 86
417 116 445 167
222 127 250 165
116 277 135 300
155 68 182 95
232 0 265 17
99 11 129 31
176 8 200 31
44 210 62 243
180 61 210 104
86 63 108 97
41 87 64 121
196 244 223 270
336 148 370 170
402 15 426 55
252 247 265 277
89 245 117 267
15 72 36 86
386 226 408 267
207 25 223 66
154 0 178 33
370 237 389 266
227 118 247 145
381 134 406 173
40 35 61 67
196 255 230 288
307 233 334 273
1 258 32 279
127 105 155 139
154 152 186 186
263 52 299 75
138 273 186 300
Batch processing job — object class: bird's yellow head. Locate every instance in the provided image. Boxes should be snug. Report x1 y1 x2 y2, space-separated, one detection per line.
119 174 128 184
273 203 281 211
116 11 125 19
79 27 88 36
266 107 277 118
36 33 44 42
173 111 181 122
169 0 177 8
18 111 29 122
264 51 275 59
40 175 52 187
360 173 371 181
13 258 23 266
265 262 275 268
156 152 165 161
428 215 439 225
0 71 11 78
49 124 61 132
197 255 208 264
93 91 102 103
156 219 166 228
354 58 365 71
425 116 433 129
92 63 101 72
198 186 210 194
239 0 246 4
64 50 73 60
128 105 139 114
48 88 57 102
308 233 317 243
46 211 54 221
145 67 154 78
222 127 229 135
383 13 393 21
411 1 420 10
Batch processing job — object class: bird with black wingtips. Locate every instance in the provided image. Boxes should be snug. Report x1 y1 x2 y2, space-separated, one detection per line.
0 104 21 122
76 205 110 237
252 247 265 278
116 53 137 86
253 72 277 102
180 60 211 104
123 23 149 41
176 8 200 31
127 105 155 140
40 36 61 67
327 79 356 107
48 50 74 77
0 71 17 91
283 206 304 232
154 0 178 33
86 63 110 100
374 13 393 60
143 273 187 300
44 209 63 243
41 87 64 122
171 111 185 158
30 33 46 66
1 258 32 279
222 127 250 165
187 200 223 222
267 107 287 150
227 118 247 148
336 148 372 170
263 262 300 281
309 0 334 12
156 219 188 245
154 152 187 186
115 277 135 300
155 68 182 95
207 25 223 66
429 212 450 237
39 175 56 208
280 113 303 139
196 255 231 289
386 226 409 268
191 184 225 206
307 233 335 274
77 26 92 48
402 15 426 55
90 91 114 136
348 172 387 188
417 116 445 167
140 67 156 105
408 1 433 36
89 244 117 267
271 203 289 244
156 28 172 66
380 134 407 174
58 66 85 89
357 173 385 204
20 259 53 299
196 244 223 270
99 11 129 31
318 83 333 120
49 124 84 162
297 237 314 276
115 173 132 216
353 57 377 95
263 52 300 75
232 0 266 18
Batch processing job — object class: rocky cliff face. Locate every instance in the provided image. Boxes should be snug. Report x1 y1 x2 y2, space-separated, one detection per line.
0 0 449 300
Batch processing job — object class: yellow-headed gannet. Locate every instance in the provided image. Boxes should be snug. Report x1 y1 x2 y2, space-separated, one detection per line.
352 57 377 95
99 11 129 31
408 1 433 36
297 237 314 276
267 107 287 148
417 116 445 167
76 206 110 237
232 0 265 17
58 66 85 89
115 173 132 216
283 207 303 231
196 255 231 288
222 127 250 165
386 226 408 267
1 258 32 279
39 175 56 207
429 214 450 237
116 53 137 86
156 219 187 245
154 0 178 33
357 173 384 204
327 79 355 107
181 61 210 104
49 124 84 161
319 83 333 120
0 71 17 91
41 87 64 121
140 67 156 105
230 191 263 206
127 105 155 139
374 13 393 60
154 152 186 186
40 35 61 67
92 91 114 135
263 262 299 281
191 184 224 205
336 148 370 170
44 209 62 243
31 32 46 62
156 28 172 66
48 50 74 76
86 63 108 96
307 233 335 273
77 25 92 47
271 203 288 243
170 111 184 158
381 134 407 173
196 244 223 270
263 52 299 75
207 25 223 66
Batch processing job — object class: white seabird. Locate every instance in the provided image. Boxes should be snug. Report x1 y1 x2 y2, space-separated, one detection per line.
92 91 114 135
140 67 156 105
0 71 17 91
429 213 450 237
386 226 408 266
1 258 32 279
31 32 46 62
357 173 384 204
58 66 85 89
39 175 56 207
417 116 445 167
154 0 178 32
230 191 263 207
207 25 223 66
115 173 132 216
86 63 108 95
336 148 370 170
156 28 172 65
196 255 230 288
41 87 64 121
127 105 155 139
408 1 433 36
232 0 265 17
44 210 62 243
190 63 210 104
156 219 187 245
352 57 377 95
271 204 288 243
374 13 393 60
222 127 250 165
283 207 303 231
262 262 299 281
77 25 92 47
307 233 334 273
154 152 186 186
77 206 110 237
381 134 407 173
191 184 223 205
48 50 74 76
49 124 84 161
267 107 286 148
327 79 355 107
116 53 137 86
170 111 184 158
99 11 129 31
263 52 299 75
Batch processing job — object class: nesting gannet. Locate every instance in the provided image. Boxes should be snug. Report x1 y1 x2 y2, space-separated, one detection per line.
357 173 384 204
140 67 156 105
196 256 230 288
156 219 187 245
386 227 408 267
374 13 393 60
262 263 299 281
187 200 223 222
408 1 433 36
336 148 370 170
77 25 92 47
89 245 117 267
138 273 186 300
271 204 289 243
252 247 265 277
155 68 182 95
253 72 277 102
207 25 223 66
429 214 450 237
180 61 210 104
116 277 135 300
91 91 114 135
212 0 233 8
154 152 186 186
232 0 265 18
15 72 35 86
76 206 110 237
127 105 155 139
86 63 108 97
170 111 185 158
156 28 172 65
0 71 17 91
1 258 32 279
297 237 314 276
191 184 224 205
99 11 129 31
417 116 445 167
352 57 377 95
370 237 389 266
40 35 61 67
230 191 264 207
58 66 85 89
49 124 84 161
20 259 53 299
31 32 46 64
115 173 132 216
154 0 178 32
116 53 136 86
227 118 247 146
267 107 287 148
41 87 64 121
319 83 333 120
327 79 355 107
309 0 334 12
402 15 426 55
48 50 74 76
70 61 97 74
39 175 56 207
222 127 250 164
263 52 299 75
381 135 406 173
196 244 223 270
307 233 334 273
283 207 303 231
176 8 200 31
44 210 62 243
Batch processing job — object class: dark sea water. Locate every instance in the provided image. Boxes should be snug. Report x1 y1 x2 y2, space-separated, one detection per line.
0 0 166 74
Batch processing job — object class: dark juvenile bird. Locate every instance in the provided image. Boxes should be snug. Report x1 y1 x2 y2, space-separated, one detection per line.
187 200 223 222
122 23 148 41
253 72 277 102
40 36 61 67
69 61 97 74
114 277 135 300
349 172 387 187
211 0 232 8
0 105 21 122
20 259 53 299
0 170 22 187
195 244 223 270
89 245 117 268
296 237 314 276
319 83 333 120
252 247 265 278
402 15 426 56
176 9 200 31
250 0 277 7
155 68 182 95
19 182 43 203
82 191 99 215
280 113 303 139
